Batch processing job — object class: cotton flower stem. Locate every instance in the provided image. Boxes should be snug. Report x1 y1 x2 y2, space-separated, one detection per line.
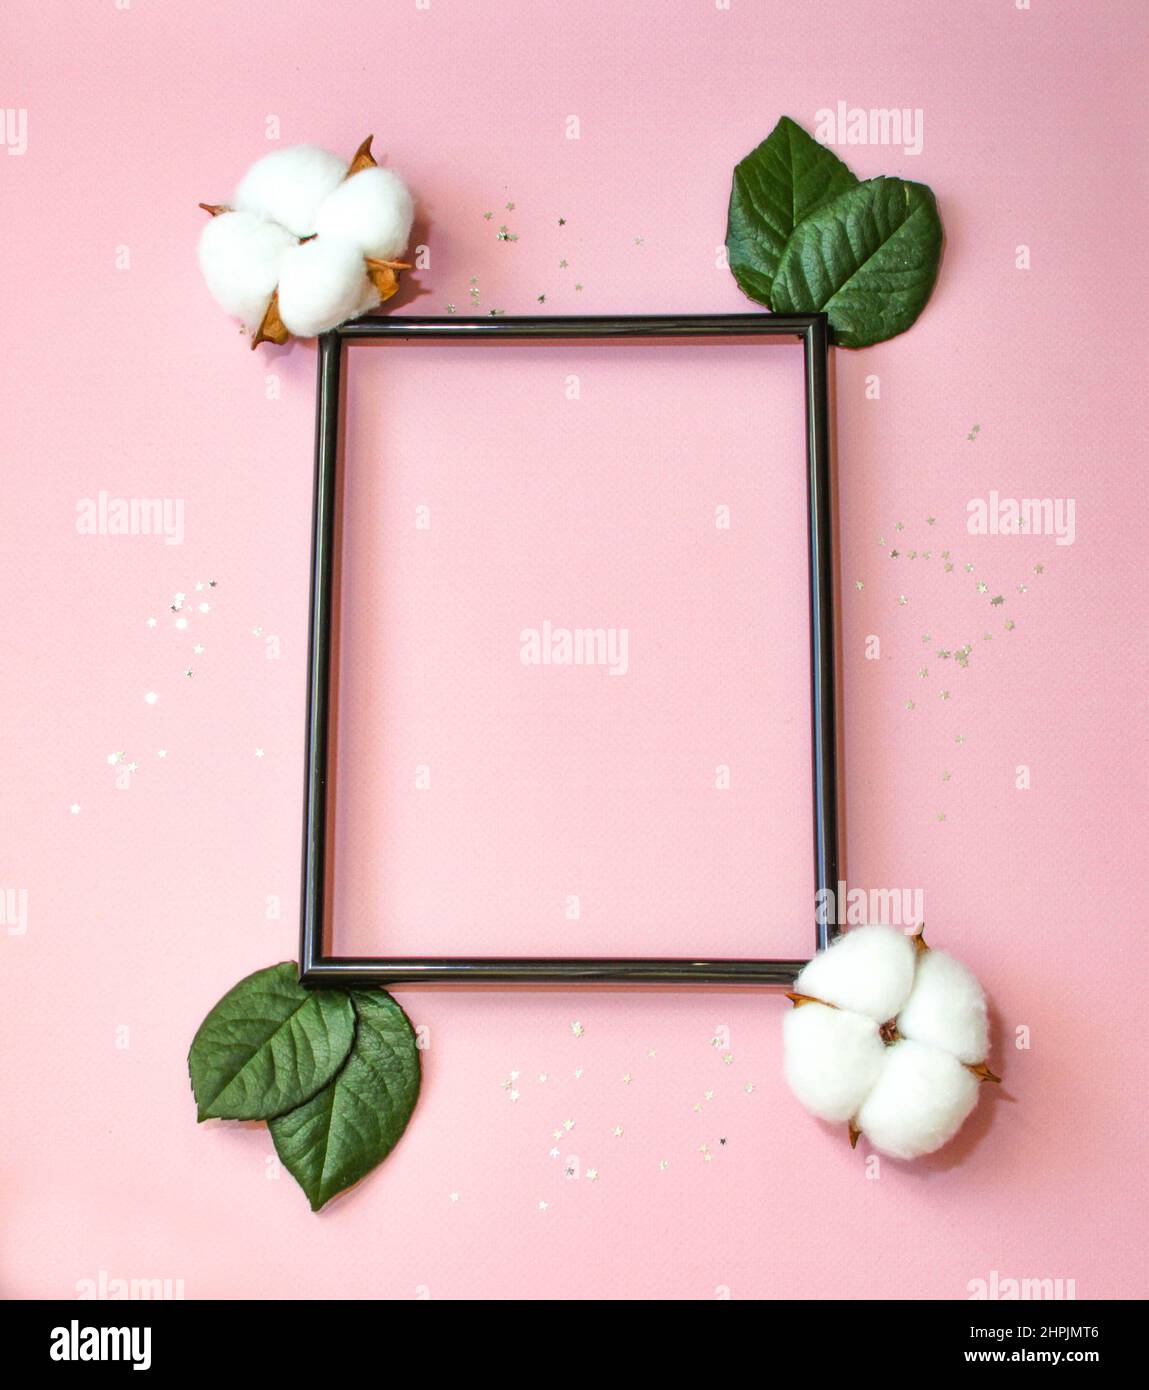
251 290 289 350
349 135 377 176
965 1061 1001 1083
848 1119 862 1149
198 203 228 217
784 991 828 1009
366 258 411 302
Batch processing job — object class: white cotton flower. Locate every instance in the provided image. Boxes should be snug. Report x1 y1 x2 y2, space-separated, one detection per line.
276 238 376 339
199 137 415 343
854 1039 980 1160
314 165 414 261
794 923 916 1023
783 1003 886 1123
234 145 350 238
783 926 995 1160
197 211 298 331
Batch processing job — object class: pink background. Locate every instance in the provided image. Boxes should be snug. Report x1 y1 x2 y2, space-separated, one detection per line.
2 0 1147 1300
334 339 813 958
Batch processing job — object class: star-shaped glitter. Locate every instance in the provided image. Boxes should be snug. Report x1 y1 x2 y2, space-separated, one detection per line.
938 812 947 822
146 617 157 628
586 1168 599 1181
157 749 167 758
538 1200 548 1212
193 645 204 655
449 1192 460 1202
905 701 916 710
898 594 908 606
927 516 936 526
144 692 158 705
856 580 865 590
574 283 583 291
570 1020 584 1037
990 595 1005 606
977 581 987 593
254 748 265 758
612 1126 623 1137
482 211 492 220
942 771 952 782
658 1159 669 1171
537 294 546 303
940 690 951 701
126 762 138 773
559 259 568 268
70 803 81 815
621 1073 632 1084
563 1119 574 1131
1034 564 1044 575
558 217 566 225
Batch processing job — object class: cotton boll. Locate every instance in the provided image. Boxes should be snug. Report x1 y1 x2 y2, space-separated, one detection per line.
855 1039 979 1160
897 948 989 1065
794 924 917 1022
198 211 298 331
276 238 374 338
783 1003 887 1123
234 145 349 238
314 166 414 261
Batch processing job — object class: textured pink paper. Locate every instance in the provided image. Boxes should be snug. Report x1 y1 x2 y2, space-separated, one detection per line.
333 340 812 959
2 0 1148 1302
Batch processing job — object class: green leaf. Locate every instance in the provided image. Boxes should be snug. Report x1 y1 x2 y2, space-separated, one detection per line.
726 116 859 308
188 962 356 1122
770 176 944 348
269 990 421 1211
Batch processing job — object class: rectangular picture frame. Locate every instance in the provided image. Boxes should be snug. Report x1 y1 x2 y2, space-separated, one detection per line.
300 313 839 987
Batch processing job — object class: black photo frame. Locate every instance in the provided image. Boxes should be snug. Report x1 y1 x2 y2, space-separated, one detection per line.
300 313 839 987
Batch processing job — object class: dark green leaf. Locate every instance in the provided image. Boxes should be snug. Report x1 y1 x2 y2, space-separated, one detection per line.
188 962 356 1122
269 990 421 1211
770 176 943 348
726 116 859 307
